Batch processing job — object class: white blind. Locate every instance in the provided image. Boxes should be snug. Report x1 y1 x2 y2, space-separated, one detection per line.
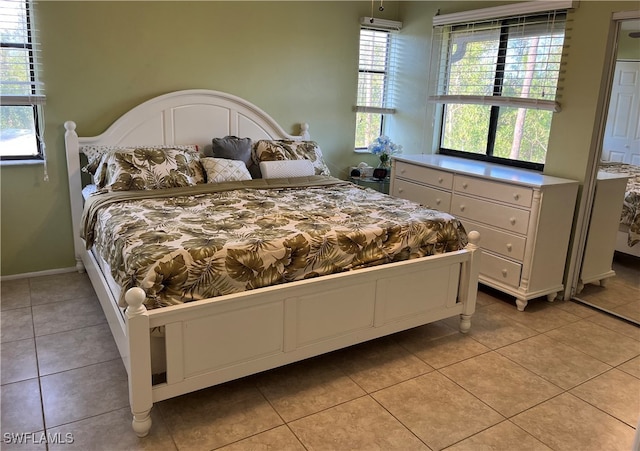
355 25 400 114
0 0 45 105
429 10 567 112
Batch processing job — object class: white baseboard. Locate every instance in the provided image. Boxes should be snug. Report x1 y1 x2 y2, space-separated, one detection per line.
1 266 78 282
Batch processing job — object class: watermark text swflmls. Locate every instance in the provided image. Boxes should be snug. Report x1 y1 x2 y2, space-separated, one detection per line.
3 432 74 445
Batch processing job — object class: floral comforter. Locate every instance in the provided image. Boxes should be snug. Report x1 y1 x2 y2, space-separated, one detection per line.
81 176 468 310
599 162 640 246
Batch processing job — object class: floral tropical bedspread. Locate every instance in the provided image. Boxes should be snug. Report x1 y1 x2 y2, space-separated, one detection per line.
598 162 640 246
81 176 468 310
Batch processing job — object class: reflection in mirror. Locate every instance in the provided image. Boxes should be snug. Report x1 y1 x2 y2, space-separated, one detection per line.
573 18 640 325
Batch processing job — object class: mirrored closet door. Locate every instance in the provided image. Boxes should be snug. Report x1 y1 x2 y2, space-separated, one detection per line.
573 14 640 325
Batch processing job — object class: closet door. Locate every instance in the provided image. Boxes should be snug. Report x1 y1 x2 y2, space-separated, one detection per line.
602 60 640 165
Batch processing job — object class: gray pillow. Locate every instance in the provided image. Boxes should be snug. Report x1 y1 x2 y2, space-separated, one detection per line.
211 136 252 168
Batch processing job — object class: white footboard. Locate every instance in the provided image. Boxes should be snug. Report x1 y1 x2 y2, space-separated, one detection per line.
124 233 480 437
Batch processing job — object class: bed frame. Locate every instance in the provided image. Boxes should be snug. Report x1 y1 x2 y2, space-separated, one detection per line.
64 89 480 437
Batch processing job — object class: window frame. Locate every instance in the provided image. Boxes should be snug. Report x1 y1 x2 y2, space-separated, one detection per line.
1 0 45 161
354 22 400 151
433 11 567 171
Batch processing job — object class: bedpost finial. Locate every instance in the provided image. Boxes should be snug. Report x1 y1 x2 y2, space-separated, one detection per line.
125 287 147 317
467 230 480 248
64 121 77 132
300 123 310 140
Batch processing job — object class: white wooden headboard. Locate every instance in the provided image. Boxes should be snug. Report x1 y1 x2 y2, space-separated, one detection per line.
64 89 310 266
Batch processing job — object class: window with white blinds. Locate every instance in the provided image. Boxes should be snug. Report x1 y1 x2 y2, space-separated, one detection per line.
354 20 401 150
429 2 570 170
1 0 45 160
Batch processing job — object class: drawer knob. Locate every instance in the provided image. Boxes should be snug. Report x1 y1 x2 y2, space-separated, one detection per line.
462 183 468 189
436 199 441 205
438 177 444 183
513 193 520 201
459 205 466 212
398 188 404 193
506 243 513 251
509 217 516 225
400 169 406 174
502 269 508 277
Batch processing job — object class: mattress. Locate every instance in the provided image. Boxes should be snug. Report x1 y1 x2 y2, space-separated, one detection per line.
598 162 640 246
81 176 468 310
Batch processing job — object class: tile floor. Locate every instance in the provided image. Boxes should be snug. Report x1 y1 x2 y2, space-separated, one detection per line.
574 252 640 324
1 271 639 451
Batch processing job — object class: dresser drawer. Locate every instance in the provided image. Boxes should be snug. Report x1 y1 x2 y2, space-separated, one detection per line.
460 219 526 262
481 252 522 288
392 179 451 212
452 194 530 235
454 175 533 208
395 161 453 190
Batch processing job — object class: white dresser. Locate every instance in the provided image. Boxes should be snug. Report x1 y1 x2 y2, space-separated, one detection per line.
391 155 579 311
577 171 629 292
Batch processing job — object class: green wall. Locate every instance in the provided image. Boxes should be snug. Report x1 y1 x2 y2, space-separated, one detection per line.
1 1 638 276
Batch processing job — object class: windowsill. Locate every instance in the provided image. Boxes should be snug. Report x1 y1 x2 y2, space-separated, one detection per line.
354 149 370 154
0 159 45 167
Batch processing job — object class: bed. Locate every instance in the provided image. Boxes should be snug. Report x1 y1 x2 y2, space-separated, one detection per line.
598 161 640 257
64 89 480 437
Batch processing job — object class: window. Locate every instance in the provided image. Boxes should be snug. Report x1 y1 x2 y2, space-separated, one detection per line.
354 18 401 150
429 6 568 170
1 0 45 160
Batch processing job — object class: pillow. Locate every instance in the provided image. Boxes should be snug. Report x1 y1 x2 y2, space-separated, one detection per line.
252 140 331 176
209 136 252 168
97 147 204 191
81 144 199 175
201 157 252 183
259 160 315 179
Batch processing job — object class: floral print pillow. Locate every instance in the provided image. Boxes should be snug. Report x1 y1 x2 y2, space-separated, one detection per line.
252 140 331 176
97 147 205 191
81 144 199 175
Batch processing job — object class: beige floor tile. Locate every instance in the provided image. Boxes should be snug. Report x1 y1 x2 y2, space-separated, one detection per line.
553 299 599 319
32 295 105 336
158 379 283 450
1 338 38 385
0 431 47 450
570 368 640 427
444 420 553 451
47 407 176 451
512 393 635 451
440 352 563 417
583 310 640 341
484 299 582 333
334 336 433 392
217 425 305 451
611 299 640 323
373 372 504 450
29 272 95 306
35 323 120 375
0 379 43 435
1 307 34 343
290 396 429 450
619 355 640 379
255 356 365 422
447 308 538 350
497 335 611 390
0 278 31 311
545 320 640 366
399 330 490 369
393 319 459 344
41 359 129 428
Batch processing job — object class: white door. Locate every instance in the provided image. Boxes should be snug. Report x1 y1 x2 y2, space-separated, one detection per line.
602 60 640 165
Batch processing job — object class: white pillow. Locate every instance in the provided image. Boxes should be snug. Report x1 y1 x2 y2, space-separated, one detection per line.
259 160 315 179
201 158 252 183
